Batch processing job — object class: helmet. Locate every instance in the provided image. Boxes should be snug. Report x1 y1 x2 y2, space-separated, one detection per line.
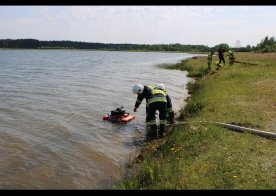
156 83 166 90
132 84 144 94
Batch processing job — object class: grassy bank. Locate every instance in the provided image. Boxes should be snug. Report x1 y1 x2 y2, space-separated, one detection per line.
116 52 276 189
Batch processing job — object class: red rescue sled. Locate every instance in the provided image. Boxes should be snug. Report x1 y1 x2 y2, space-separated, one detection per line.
103 113 135 123
103 106 135 123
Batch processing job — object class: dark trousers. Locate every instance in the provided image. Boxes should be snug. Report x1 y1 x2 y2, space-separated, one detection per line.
147 102 167 134
219 56 225 65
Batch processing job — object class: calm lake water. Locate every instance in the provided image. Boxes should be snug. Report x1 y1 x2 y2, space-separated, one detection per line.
0 49 200 189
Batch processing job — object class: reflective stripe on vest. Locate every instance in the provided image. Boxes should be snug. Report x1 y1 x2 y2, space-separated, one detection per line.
160 119 166 125
147 84 156 90
151 89 167 96
146 120 156 126
148 96 167 105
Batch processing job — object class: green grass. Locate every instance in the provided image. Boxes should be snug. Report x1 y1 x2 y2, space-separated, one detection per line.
178 53 276 132
116 52 276 189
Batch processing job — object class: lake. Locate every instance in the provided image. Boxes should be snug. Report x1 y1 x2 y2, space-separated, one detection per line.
0 49 200 189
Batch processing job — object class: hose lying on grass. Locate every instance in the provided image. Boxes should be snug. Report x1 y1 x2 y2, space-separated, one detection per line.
233 60 259 65
169 121 276 140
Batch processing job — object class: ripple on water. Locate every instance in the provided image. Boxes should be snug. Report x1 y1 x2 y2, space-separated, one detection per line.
0 50 199 188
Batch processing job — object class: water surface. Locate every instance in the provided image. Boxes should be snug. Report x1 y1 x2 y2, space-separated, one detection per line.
0 49 200 189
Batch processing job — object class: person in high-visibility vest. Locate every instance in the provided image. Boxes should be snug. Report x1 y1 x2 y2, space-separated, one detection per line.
155 84 174 125
132 84 173 139
207 51 214 70
227 50 235 66
215 61 222 70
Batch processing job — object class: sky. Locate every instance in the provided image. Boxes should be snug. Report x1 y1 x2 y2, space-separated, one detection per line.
1 6 276 47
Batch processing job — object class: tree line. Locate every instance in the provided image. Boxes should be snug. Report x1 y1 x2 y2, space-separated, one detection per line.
251 36 276 53
0 36 275 53
0 39 210 52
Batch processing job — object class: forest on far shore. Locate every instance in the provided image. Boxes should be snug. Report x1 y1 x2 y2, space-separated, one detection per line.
1 36 275 53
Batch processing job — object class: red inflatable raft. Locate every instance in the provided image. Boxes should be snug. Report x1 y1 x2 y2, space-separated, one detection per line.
103 106 135 123
103 113 135 123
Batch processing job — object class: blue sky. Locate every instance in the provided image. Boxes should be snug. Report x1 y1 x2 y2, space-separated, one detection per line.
1 6 276 47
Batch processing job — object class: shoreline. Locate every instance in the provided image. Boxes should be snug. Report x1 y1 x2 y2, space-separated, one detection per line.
116 52 276 189
121 55 198 184
0 48 206 54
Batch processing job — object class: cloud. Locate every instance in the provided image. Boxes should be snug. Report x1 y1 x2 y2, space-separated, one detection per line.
0 6 276 46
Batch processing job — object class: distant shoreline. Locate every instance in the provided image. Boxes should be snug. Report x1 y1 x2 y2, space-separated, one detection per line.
0 48 207 54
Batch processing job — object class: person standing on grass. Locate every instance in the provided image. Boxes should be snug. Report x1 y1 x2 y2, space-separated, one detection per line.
227 50 235 66
218 47 225 65
207 51 214 70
